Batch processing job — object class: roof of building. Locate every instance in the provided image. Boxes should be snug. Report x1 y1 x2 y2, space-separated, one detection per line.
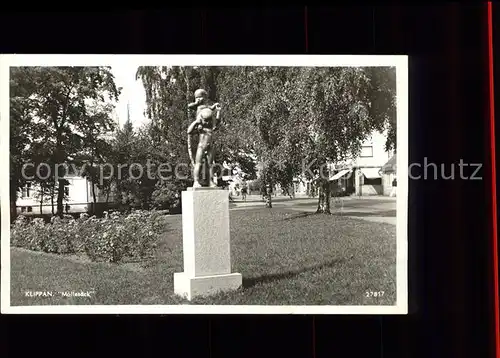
381 154 397 173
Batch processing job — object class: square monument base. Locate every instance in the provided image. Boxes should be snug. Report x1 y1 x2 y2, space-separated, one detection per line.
174 272 243 301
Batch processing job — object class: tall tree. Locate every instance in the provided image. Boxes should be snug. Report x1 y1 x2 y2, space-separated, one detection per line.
110 117 137 207
216 66 397 214
136 66 397 214
10 68 39 219
365 67 397 152
286 66 397 213
10 66 120 217
216 66 302 205
77 100 117 213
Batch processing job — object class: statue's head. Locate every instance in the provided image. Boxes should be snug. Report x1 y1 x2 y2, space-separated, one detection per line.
194 88 208 100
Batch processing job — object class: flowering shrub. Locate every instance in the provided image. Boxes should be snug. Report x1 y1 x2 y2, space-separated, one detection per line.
11 211 166 263
151 182 180 210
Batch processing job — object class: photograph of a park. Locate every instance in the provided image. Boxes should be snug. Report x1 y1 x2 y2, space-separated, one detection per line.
3 56 407 312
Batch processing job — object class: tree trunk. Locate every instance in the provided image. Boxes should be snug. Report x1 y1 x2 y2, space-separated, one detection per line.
316 179 332 214
50 186 55 215
325 181 331 213
91 181 97 205
39 189 43 215
265 194 272 208
54 134 65 217
56 180 65 217
10 199 17 222
10 184 18 221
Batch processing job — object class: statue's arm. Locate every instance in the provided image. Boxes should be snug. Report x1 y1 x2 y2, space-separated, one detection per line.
209 102 221 110
187 102 198 110
187 118 201 135
211 103 222 131
187 135 195 166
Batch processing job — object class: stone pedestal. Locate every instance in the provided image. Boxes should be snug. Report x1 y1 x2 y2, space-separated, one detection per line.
173 187 242 301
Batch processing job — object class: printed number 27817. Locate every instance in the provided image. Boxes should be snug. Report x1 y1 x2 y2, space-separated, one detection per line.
365 291 385 298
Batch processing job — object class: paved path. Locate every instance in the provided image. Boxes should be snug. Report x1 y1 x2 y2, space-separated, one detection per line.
229 194 397 225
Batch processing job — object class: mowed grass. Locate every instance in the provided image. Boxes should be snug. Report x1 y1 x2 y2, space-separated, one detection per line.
10 208 397 306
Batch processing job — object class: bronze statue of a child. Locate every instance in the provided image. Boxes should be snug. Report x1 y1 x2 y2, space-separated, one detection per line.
187 89 222 188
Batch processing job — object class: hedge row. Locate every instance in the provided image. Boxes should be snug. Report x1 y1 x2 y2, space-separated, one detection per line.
11 210 167 263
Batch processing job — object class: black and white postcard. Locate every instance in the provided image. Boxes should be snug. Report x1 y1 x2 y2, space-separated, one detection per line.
0 55 408 314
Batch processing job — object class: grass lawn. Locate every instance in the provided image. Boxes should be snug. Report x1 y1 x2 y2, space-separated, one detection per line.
10 208 396 306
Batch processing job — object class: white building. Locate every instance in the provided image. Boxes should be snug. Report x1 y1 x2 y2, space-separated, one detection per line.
352 130 395 196
16 175 107 216
381 153 397 196
293 129 395 197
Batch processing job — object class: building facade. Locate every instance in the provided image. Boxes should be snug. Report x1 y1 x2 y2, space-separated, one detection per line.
16 175 108 216
293 129 395 197
352 130 394 196
381 154 397 196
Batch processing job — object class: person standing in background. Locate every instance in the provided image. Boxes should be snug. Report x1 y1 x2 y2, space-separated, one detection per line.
241 183 248 202
390 177 397 197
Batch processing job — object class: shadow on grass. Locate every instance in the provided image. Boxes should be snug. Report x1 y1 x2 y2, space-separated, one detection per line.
242 258 347 288
280 212 318 221
292 199 395 207
280 211 349 221
332 210 397 217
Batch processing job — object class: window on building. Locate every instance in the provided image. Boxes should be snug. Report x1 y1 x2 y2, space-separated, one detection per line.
364 177 382 186
64 185 70 197
21 207 26 213
27 206 33 213
360 146 373 158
